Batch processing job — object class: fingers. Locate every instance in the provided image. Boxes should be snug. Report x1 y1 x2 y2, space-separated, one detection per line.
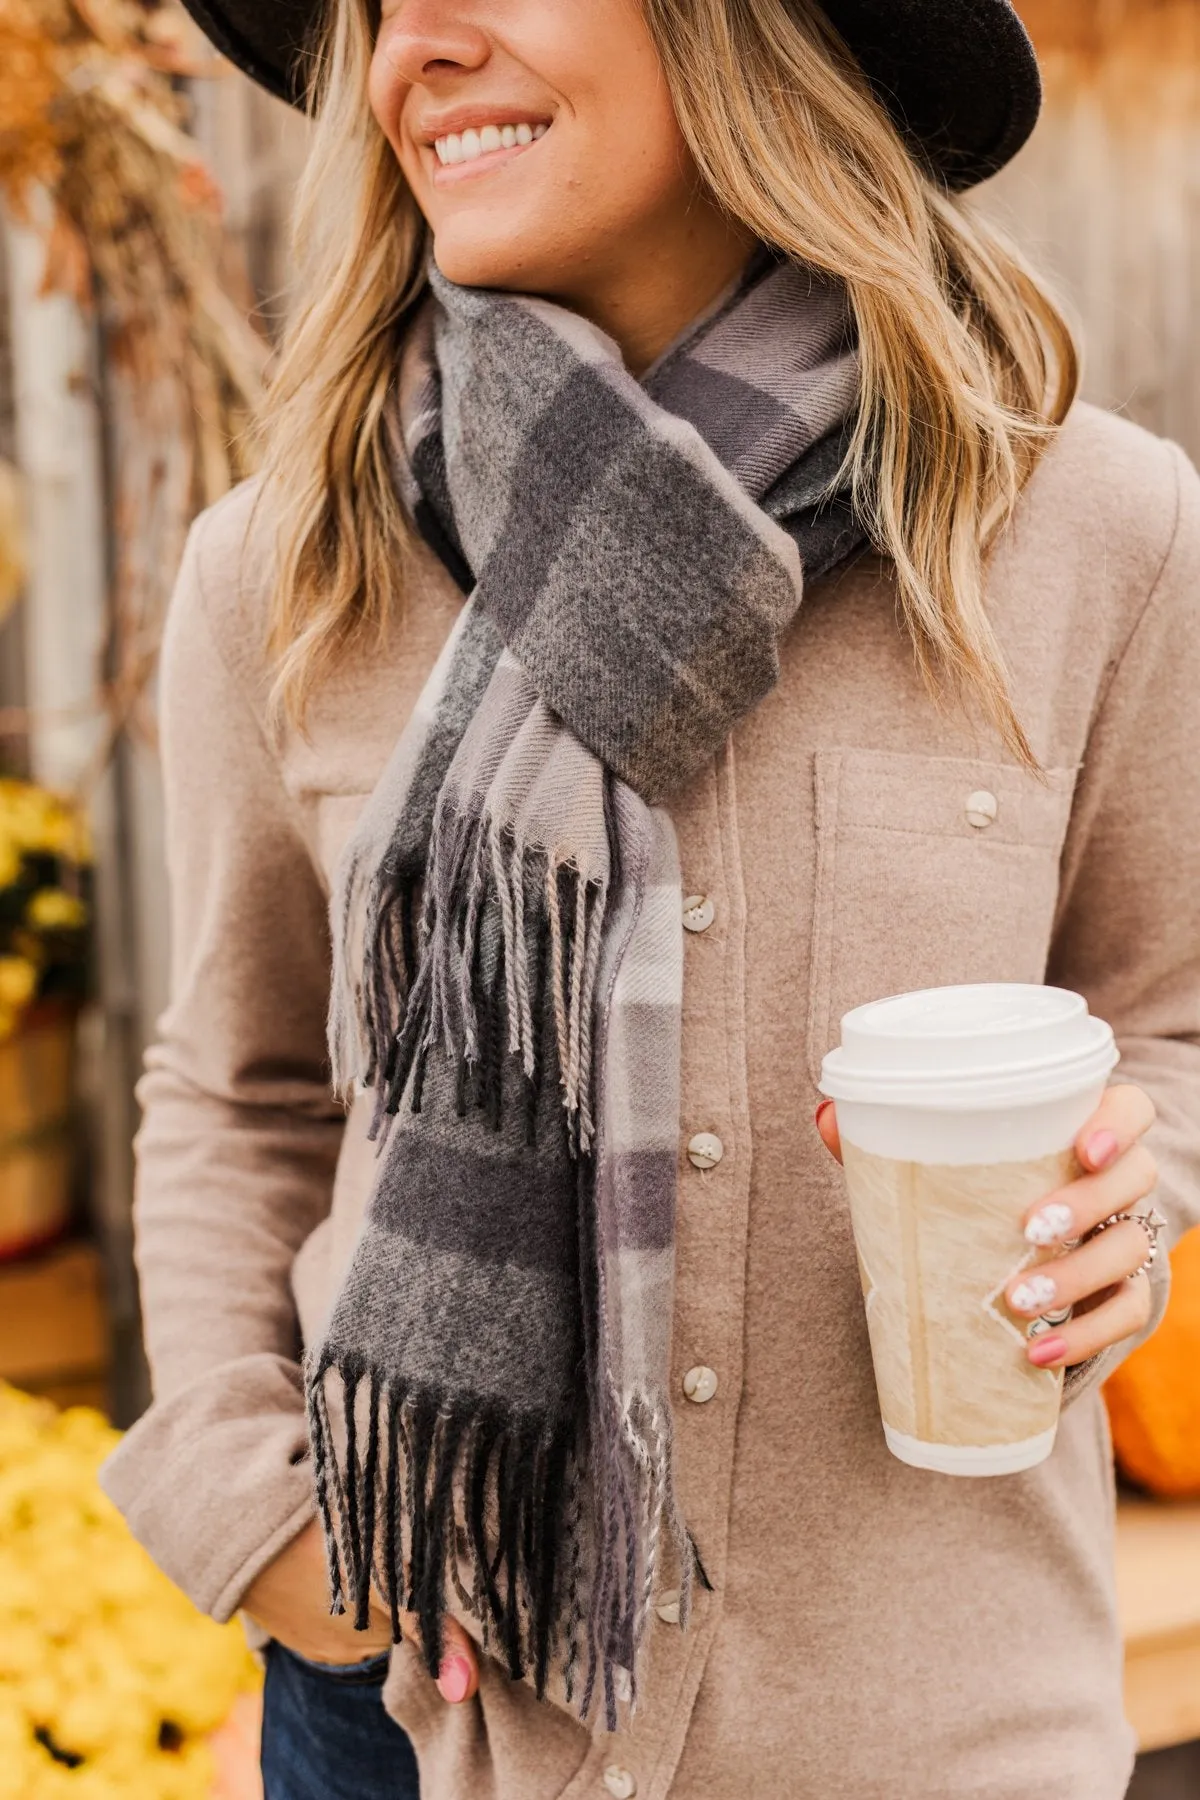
390 1609 480 1705
1022 1270 1153 1369
1022 1141 1158 1247
1074 1083 1157 1175
815 1079 1161 1375
434 1616 480 1704
815 1099 842 1164
1009 1215 1152 1322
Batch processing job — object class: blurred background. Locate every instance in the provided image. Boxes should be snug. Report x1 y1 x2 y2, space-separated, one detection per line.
0 1 1198 1796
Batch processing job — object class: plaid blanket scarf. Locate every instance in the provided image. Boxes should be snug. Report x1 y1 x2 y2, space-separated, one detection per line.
309 254 861 1729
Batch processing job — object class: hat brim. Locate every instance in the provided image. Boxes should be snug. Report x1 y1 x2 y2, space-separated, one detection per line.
179 0 1040 191
821 0 1041 188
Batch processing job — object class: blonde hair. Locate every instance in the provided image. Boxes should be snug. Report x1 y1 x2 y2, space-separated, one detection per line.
261 0 1078 763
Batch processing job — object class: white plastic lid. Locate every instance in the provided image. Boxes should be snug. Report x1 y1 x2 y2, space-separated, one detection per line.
819 983 1118 1110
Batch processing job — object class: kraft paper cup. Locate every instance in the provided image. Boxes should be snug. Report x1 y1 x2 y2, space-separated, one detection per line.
819 984 1119 1478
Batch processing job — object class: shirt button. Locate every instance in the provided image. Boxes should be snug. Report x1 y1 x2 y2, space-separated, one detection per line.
682 893 715 933
613 1666 633 1704
603 1767 638 1799
965 789 999 829
686 1131 724 1171
683 1365 718 1404
656 1588 681 1625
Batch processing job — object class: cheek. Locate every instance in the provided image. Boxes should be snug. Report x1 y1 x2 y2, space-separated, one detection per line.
577 63 694 227
367 42 429 209
574 118 694 243
366 39 405 155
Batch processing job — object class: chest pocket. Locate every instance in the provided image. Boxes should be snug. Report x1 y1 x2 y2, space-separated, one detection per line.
806 749 1079 1086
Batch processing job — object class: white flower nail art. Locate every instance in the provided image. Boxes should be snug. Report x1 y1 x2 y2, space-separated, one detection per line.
1025 1202 1074 1247
1011 1272 1058 1314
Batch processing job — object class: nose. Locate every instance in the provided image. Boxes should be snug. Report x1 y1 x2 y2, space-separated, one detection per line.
377 0 491 84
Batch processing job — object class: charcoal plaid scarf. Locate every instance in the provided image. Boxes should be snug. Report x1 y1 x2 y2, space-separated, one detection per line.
309 254 861 1728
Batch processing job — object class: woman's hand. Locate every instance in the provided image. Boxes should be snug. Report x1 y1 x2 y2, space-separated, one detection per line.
815 1082 1162 1369
242 1519 480 1702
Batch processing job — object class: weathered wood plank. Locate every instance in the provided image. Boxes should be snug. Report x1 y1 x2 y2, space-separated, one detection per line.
1118 1498 1200 1752
984 3 1200 460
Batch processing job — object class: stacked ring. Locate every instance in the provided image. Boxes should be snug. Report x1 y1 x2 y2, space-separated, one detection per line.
1090 1207 1168 1278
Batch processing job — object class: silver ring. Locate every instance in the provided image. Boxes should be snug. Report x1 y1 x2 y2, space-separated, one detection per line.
1091 1208 1167 1278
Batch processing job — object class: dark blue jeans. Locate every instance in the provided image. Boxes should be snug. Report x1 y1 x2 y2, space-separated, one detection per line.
260 1643 421 1799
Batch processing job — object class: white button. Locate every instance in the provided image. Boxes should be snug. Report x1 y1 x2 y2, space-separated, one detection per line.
965 789 998 829
683 1365 718 1404
656 1589 681 1625
603 1767 638 1799
613 1666 632 1704
686 1132 724 1171
682 894 715 933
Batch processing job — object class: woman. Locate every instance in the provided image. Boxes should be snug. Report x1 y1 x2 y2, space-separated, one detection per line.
101 1 1200 1797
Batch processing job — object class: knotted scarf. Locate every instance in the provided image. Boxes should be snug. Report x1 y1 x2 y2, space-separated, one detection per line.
308 254 861 1728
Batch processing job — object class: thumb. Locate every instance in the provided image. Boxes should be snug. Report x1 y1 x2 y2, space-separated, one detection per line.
391 1608 481 1705
433 1617 480 1705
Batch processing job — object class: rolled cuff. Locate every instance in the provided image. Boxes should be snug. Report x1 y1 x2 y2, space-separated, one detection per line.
100 1352 315 1622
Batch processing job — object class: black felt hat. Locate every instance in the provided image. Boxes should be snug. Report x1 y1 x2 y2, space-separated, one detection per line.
179 0 1041 191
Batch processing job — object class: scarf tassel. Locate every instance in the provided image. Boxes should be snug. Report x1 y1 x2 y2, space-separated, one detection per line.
307 1353 580 1693
306 1354 693 1725
348 802 609 1158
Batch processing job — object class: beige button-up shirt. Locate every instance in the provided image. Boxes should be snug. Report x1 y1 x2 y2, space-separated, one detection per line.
104 402 1200 1799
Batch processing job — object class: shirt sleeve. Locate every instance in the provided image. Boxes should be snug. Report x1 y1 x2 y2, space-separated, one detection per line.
1048 440 1200 1406
100 508 345 1620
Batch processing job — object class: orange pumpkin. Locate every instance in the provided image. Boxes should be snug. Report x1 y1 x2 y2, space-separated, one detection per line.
1105 1224 1200 1499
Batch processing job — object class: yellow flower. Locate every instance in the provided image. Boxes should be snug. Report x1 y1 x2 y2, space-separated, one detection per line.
0 957 36 1012
27 798 91 864
0 781 90 871
26 889 87 932
0 1385 261 1793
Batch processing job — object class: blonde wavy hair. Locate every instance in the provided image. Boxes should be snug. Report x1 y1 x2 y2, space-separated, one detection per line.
260 0 1078 765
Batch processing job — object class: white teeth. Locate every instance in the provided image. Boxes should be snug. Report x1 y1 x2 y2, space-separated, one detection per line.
433 122 548 165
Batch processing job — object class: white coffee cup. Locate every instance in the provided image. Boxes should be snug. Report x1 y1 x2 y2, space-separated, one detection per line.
819 983 1119 1477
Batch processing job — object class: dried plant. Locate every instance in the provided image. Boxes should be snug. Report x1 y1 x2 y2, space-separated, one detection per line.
0 461 25 622
0 0 269 783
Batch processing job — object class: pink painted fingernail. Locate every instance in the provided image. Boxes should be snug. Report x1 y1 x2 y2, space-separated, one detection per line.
1029 1334 1068 1367
1085 1129 1119 1171
437 1654 472 1704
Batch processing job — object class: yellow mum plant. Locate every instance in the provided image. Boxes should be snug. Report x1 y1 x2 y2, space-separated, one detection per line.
0 1385 260 1799
0 779 90 1042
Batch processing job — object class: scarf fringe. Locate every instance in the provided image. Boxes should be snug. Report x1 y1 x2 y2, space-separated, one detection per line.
306 1354 690 1728
332 794 609 1157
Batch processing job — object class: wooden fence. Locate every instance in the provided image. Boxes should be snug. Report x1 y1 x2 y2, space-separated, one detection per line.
993 0 1200 458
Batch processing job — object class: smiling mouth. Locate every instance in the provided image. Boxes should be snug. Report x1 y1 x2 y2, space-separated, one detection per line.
433 122 549 167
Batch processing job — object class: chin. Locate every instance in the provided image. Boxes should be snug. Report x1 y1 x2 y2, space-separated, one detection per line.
430 220 565 295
